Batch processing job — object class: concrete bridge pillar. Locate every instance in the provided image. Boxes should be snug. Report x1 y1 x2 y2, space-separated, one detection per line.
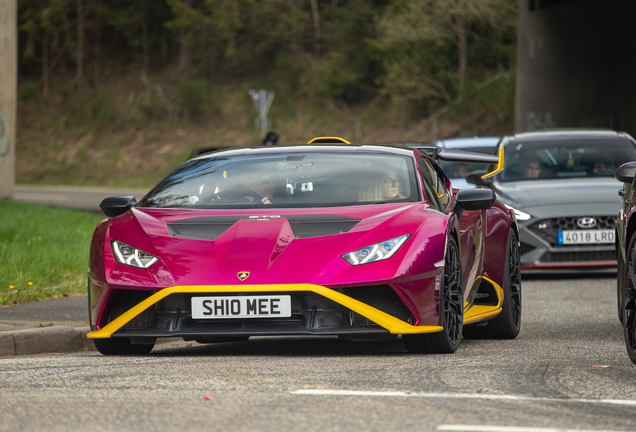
516 0 636 135
0 0 16 199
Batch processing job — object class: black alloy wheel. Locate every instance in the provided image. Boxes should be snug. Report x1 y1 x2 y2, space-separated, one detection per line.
623 230 636 364
93 337 155 355
618 249 626 324
464 229 522 339
403 235 463 353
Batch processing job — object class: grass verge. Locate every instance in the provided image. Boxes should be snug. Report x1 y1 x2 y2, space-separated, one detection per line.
0 199 104 305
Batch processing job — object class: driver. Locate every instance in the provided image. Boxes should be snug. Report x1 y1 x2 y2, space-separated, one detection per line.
522 156 543 179
240 172 275 204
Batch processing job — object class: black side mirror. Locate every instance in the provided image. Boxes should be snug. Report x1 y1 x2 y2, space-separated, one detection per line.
615 162 636 184
99 196 137 217
452 189 496 220
465 170 491 187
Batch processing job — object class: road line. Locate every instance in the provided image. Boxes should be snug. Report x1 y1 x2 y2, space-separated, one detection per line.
291 389 636 407
437 426 628 432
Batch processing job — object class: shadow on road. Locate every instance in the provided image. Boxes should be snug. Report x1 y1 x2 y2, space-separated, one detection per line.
522 268 616 281
152 336 413 358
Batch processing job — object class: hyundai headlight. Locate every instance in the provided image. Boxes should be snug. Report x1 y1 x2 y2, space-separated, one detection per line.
342 234 410 266
503 204 532 221
111 240 159 268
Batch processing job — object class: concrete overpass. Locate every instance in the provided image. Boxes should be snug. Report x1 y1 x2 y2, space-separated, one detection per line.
516 0 636 134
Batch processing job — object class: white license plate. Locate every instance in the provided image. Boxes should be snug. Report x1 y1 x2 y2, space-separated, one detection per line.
191 296 291 319
558 229 614 245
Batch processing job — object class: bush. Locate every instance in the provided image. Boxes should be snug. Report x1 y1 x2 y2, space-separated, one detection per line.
75 90 120 130
178 80 208 118
18 81 38 101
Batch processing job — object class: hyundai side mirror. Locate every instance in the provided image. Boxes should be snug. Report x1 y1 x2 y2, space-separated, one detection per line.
99 196 137 217
614 162 636 184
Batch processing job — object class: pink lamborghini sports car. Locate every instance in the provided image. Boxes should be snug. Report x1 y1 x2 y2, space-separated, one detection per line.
87 139 521 355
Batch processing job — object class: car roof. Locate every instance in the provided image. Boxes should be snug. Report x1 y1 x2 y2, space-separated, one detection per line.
504 129 630 142
435 136 500 149
193 144 418 159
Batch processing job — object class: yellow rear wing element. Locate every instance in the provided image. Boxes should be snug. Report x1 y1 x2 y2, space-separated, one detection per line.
307 137 350 144
481 147 505 179
87 284 443 339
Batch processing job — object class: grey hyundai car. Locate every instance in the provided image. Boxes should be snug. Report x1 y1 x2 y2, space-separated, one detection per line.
469 130 636 269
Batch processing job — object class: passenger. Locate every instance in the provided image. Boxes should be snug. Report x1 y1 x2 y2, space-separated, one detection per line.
592 161 608 175
590 156 613 175
359 169 405 202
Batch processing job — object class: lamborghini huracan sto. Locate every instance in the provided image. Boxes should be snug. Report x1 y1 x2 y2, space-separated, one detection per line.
87 139 522 355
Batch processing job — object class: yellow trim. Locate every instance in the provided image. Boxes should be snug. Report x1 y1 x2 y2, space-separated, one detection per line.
307 137 351 144
87 284 443 339
481 147 505 179
463 276 504 324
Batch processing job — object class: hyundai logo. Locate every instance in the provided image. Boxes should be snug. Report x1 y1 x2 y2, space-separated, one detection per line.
577 217 597 229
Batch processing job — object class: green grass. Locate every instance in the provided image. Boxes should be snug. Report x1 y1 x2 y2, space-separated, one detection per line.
0 200 105 305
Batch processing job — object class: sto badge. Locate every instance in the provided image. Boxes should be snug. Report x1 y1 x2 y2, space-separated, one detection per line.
237 272 250 281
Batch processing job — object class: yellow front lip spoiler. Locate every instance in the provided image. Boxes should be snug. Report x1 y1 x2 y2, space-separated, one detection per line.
87 284 443 339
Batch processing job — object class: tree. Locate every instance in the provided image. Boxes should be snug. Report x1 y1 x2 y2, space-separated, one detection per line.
377 0 516 106
101 0 174 72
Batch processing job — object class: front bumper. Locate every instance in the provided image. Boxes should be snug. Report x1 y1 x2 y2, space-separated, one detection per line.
517 215 616 269
88 283 444 340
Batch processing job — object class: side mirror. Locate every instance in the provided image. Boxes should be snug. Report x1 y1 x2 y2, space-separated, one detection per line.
99 196 137 217
452 189 496 220
615 162 636 184
465 170 491 187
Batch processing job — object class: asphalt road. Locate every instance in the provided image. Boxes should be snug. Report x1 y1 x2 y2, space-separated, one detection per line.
1 272 635 432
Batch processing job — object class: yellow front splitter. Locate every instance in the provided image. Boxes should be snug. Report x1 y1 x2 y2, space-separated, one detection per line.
87 284 443 339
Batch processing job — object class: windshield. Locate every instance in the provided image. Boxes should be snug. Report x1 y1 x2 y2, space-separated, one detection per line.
497 139 636 182
138 153 419 208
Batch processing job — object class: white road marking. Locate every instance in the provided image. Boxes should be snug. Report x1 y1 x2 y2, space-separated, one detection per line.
437 426 627 432
291 389 636 407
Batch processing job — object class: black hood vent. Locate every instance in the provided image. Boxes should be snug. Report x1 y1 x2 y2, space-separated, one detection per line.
167 215 360 240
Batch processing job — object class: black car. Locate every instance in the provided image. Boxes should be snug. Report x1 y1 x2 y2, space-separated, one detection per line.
614 160 636 363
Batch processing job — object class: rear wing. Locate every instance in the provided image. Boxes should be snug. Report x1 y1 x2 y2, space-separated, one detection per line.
409 145 504 180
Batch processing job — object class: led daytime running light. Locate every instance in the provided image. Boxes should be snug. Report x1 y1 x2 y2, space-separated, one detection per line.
111 240 159 269
503 204 532 221
342 234 410 266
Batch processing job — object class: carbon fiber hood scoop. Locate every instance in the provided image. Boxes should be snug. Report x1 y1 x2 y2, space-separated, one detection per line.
167 215 360 240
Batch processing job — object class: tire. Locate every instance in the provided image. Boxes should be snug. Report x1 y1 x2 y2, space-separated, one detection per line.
618 247 626 324
93 338 155 355
403 235 463 354
623 230 636 364
463 229 522 339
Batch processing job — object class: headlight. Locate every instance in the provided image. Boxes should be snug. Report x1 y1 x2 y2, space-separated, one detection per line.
342 234 410 266
111 240 159 268
503 204 532 221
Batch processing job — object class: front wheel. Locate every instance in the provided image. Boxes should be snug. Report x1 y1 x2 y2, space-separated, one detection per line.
618 248 626 324
403 235 463 354
623 230 636 364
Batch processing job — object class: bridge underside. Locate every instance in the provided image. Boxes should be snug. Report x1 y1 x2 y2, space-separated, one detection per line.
516 0 636 135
